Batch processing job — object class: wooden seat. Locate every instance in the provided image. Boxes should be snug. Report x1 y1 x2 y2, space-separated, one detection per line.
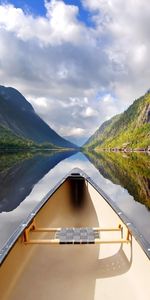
23 219 131 245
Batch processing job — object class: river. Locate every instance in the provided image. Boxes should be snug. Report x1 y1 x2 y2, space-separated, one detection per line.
0 150 150 250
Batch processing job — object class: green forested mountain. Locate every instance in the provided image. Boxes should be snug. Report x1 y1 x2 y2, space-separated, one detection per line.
0 124 61 150
84 92 150 151
0 125 35 149
0 85 77 149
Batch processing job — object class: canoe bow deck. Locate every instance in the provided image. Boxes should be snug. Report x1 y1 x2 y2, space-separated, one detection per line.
0 168 150 300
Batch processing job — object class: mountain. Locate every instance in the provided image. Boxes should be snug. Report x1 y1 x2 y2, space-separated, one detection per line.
0 124 35 149
84 91 150 151
84 114 121 149
0 85 77 149
0 124 60 150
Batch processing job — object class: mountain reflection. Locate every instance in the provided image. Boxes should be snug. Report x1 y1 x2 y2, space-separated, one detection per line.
84 151 150 209
0 150 77 212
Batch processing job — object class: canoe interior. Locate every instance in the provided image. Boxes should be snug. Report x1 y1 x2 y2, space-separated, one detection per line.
0 175 150 300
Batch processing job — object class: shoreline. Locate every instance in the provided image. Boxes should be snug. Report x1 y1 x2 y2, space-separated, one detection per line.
83 148 150 154
94 149 150 154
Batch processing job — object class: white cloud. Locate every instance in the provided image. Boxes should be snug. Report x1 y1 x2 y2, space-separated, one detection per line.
0 0 150 145
65 127 85 137
45 0 82 45
102 94 114 103
28 97 48 108
81 106 98 118
82 0 101 11
0 1 89 46
98 94 120 122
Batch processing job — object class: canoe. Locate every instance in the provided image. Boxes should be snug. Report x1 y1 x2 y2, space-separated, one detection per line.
0 168 150 300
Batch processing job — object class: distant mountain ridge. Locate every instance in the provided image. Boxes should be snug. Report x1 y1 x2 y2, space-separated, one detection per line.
84 91 150 151
0 85 77 149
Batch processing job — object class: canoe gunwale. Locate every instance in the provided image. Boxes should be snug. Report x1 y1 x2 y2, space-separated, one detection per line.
0 167 150 265
0 171 68 265
85 172 150 260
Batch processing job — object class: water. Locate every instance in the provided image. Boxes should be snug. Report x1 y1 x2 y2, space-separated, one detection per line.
0 150 150 250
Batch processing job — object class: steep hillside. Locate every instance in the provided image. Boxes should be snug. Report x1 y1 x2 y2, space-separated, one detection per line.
84 114 121 149
0 125 60 150
0 86 76 149
84 92 150 150
0 124 35 149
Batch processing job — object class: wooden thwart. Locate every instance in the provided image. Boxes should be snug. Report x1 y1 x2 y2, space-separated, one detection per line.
23 219 131 245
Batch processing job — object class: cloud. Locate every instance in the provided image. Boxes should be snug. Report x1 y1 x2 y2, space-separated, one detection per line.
29 97 48 108
0 0 150 145
80 106 98 118
63 127 85 137
83 0 150 102
0 1 89 46
98 94 120 121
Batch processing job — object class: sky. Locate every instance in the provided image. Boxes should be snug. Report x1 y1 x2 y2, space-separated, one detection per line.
0 0 150 145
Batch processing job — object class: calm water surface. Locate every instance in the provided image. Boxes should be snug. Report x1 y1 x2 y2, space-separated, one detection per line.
0 150 150 250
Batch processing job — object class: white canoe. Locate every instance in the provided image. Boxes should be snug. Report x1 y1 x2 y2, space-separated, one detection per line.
0 168 150 300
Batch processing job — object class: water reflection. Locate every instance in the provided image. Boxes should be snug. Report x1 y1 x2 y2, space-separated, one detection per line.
0 150 77 212
84 151 150 210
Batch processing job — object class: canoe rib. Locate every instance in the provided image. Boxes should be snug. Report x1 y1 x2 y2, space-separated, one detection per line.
23 219 131 245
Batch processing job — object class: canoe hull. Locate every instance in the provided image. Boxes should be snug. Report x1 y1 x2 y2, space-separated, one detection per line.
0 169 150 300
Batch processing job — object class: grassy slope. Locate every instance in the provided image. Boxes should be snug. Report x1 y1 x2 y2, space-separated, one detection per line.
0 125 34 149
0 87 76 149
0 125 60 150
84 93 150 150
84 114 121 149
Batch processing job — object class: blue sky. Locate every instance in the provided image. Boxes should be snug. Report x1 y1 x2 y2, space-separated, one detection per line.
0 0 47 16
0 0 150 145
63 0 95 27
2 0 94 26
